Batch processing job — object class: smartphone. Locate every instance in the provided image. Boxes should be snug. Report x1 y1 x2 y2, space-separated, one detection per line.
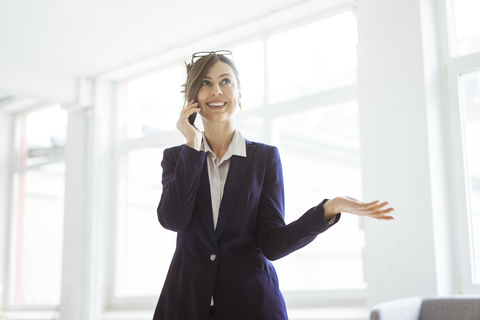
188 101 198 125
188 113 197 126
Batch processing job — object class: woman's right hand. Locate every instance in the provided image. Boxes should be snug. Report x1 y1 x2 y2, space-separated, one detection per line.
177 101 202 150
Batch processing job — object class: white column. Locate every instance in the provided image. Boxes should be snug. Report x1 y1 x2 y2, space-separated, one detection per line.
357 0 454 305
59 102 92 320
59 77 98 320
88 77 116 319
419 0 454 297
59 75 116 320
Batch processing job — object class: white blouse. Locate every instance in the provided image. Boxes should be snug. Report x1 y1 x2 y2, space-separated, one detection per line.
200 129 247 230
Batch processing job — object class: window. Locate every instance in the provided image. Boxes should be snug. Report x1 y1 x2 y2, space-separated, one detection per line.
266 11 357 105
122 65 184 140
444 0 480 293
448 0 480 56
115 66 186 298
115 147 174 297
459 70 480 283
231 41 265 111
8 106 67 306
113 8 361 302
273 101 364 291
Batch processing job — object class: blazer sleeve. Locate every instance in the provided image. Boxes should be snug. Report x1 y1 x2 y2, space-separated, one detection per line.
256 146 340 261
157 145 206 232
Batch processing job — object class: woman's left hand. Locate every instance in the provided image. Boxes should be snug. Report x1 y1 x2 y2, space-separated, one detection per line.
323 196 394 222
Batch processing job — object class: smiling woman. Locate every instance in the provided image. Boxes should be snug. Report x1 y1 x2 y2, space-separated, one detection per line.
197 61 240 142
181 52 241 129
152 51 394 320
196 62 240 125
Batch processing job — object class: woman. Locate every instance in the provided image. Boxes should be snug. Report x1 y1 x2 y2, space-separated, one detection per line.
153 51 394 320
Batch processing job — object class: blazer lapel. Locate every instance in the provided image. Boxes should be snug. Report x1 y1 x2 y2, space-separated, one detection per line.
196 160 217 247
215 141 256 239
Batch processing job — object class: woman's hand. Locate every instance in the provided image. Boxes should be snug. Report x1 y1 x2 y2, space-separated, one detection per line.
323 196 394 222
177 101 202 150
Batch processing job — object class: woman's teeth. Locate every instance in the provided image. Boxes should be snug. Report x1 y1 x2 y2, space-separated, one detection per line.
208 102 226 107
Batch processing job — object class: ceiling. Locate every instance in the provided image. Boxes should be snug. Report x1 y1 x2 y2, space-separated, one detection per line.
0 0 314 77
0 0 346 112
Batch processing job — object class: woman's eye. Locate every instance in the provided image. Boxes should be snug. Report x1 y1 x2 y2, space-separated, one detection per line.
222 78 231 84
201 80 210 86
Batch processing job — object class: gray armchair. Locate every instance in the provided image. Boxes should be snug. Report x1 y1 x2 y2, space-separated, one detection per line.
370 295 480 320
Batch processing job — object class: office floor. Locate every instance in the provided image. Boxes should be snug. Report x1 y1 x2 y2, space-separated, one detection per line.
288 307 369 320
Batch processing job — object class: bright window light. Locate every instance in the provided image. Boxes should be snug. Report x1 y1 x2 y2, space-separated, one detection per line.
230 41 265 111
236 116 265 143
449 0 480 56
460 69 480 282
273 100 364 290
116 147 175 296
124 65 184 139
10 162 65 306
18 105 67 167
9 106 66 306
266 11 357 105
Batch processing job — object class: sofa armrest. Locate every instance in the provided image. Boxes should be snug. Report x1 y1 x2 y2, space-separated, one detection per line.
370 297 422 320
420 296 480 320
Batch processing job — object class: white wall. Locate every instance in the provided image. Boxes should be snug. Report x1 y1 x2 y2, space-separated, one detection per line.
357 0 454 306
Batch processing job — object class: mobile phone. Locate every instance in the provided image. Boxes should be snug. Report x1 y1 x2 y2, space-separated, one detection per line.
188 101 198 125
188 113 197 126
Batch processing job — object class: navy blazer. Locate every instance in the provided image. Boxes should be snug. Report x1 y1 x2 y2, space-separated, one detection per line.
153 139 340 320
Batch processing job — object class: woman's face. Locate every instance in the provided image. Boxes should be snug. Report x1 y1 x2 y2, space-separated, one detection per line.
196 61 240 124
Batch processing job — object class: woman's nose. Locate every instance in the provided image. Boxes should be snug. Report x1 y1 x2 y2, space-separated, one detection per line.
210 84 222 95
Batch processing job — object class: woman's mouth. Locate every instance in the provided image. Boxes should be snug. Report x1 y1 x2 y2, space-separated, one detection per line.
207 102 227 109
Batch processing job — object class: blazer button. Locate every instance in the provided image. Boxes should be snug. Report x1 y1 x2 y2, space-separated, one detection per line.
210 254 216 261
